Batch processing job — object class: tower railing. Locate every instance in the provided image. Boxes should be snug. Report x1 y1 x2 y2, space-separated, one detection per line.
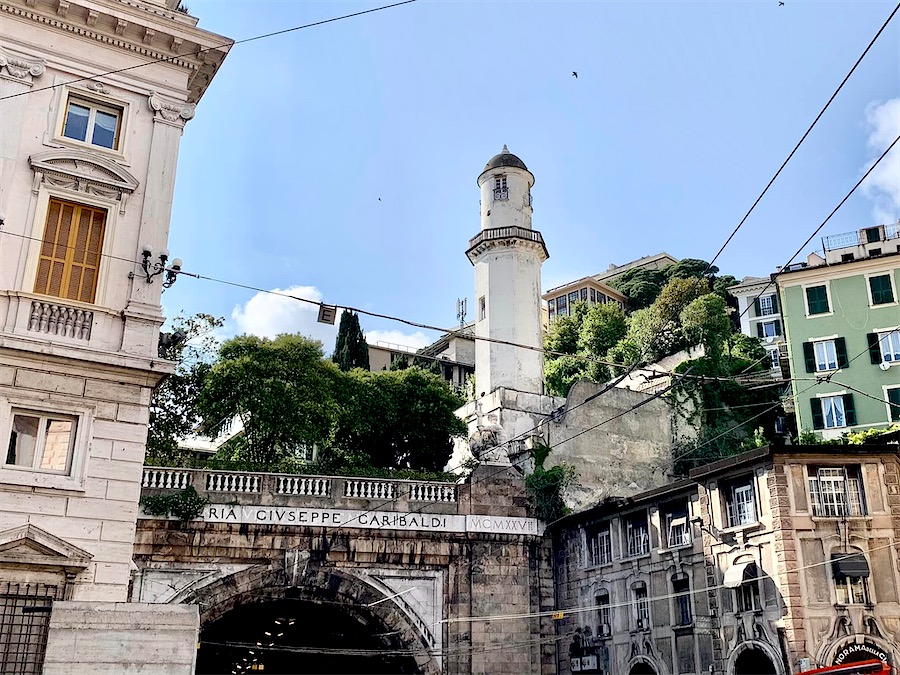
467 226 545 249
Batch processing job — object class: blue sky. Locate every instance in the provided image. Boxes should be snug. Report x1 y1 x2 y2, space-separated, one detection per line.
164 0 900 351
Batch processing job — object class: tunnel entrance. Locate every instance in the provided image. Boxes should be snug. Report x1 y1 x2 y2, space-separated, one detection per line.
196 597 422 674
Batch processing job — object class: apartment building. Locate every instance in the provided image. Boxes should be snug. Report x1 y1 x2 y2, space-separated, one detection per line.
776 223 900 438
553 443 900 675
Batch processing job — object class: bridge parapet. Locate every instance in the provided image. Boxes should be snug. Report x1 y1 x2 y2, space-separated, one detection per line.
141 467 459 513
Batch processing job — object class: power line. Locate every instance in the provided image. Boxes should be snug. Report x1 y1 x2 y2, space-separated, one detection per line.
705 0 900 272
438 538 900 626
0 0 419 102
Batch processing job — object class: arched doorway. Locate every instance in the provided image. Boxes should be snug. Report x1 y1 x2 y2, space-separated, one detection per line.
629 662 658 675
196 597 421 674
734 647 777 675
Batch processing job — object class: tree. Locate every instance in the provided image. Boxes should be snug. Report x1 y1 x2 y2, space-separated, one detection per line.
680 294 731 361
199 334 341 469
333 311 369 371
664 258 718 282
146 313 223 466
543 302 627 396
608 267 668 311
331 367 467 472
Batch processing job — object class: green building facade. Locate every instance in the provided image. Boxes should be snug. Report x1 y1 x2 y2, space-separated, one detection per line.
777 249 900 438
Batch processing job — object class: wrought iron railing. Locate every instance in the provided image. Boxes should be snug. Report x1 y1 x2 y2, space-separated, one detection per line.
467 226 546 250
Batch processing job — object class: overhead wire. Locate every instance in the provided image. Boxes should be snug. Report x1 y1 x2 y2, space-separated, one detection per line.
0 0 419 102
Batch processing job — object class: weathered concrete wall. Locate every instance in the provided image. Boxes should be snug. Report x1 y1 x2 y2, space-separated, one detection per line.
43 602 199 674
548 381 673 511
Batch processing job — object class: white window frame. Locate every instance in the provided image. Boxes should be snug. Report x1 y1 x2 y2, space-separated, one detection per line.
808 466 865 517
877 330 900 365
835 575 869 605
632 584 649 629
865 271 898 308
766 347 780 369
51 86 130 160
0 395 92 490
819 394 847 430
625 515 650 557
803 282 833 318
884 385 900 423
665 510 691 549
758 295 776 316
813 339 838 372
726 482 756 528
596 591 611 634
761 320 778 338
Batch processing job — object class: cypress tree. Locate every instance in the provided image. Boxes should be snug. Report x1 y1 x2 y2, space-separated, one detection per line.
333 311 370 371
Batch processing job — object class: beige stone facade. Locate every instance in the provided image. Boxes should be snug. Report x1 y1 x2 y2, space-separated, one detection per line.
0 0 229 670
554 444 900 675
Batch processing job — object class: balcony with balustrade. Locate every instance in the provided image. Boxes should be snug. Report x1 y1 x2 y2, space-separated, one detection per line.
140 467 460 515
465 226 549 263
821 222 900 264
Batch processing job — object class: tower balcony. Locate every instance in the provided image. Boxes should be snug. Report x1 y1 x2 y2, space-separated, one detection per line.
466 226 549 264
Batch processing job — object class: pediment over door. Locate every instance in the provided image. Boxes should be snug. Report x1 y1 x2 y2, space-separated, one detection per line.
29 149 139 203
0 524 93 572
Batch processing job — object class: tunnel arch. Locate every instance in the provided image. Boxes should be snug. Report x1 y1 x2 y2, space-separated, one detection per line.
185 564 442 675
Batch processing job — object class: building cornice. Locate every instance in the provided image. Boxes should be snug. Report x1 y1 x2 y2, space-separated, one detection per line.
1 0 231 103
774 252 900 288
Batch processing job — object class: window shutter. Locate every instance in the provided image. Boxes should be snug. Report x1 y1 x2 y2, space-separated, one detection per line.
771 294 779 313
774 320 781 336
843 394 857 426
753 298 761 317
835 337 849 369
757 323 764 339
810 398 824 430
867 333 882 364
803 342 816 373
888 388 900 422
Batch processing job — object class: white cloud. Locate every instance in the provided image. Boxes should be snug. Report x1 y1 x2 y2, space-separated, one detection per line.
365 329 431 351
862 98 900 225
231 285 340 349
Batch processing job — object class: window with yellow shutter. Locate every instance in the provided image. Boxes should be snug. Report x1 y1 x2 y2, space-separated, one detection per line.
34 199 106 304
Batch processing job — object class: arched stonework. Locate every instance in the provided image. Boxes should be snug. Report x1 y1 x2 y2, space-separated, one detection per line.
820 634 897 669
726 640 786 675
182 564 442 675
29 149 139 209
626 655 664 674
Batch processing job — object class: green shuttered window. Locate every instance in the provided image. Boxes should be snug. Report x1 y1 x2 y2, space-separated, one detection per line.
869 274 895 305
805 285 830 315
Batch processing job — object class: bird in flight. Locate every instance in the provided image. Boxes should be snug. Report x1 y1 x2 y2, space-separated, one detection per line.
572 71 578 79
378 197 382 201
778 1 784 5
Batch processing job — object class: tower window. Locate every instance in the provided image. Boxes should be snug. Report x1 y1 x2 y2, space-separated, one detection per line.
479 296 486 321
493 175 508 201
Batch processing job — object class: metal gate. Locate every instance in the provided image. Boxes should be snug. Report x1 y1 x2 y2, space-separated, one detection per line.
0 582 60 675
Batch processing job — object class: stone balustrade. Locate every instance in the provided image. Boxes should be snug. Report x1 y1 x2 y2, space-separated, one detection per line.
140 467 459 512
28 300 93 340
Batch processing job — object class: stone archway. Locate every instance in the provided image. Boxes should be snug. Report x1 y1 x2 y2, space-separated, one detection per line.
728 641 783 675
823 635 896 669
185 565 442 675
627 657 660 674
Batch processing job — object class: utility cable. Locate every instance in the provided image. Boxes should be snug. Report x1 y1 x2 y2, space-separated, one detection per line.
705 0 900 271
0 1 419 102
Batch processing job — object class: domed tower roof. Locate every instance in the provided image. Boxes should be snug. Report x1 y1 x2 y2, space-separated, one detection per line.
483 145 528 172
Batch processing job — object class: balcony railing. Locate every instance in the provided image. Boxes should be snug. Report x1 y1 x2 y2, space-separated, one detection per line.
466 227 548 261
27 301 93 340
823 223 900 251
140 467 458 506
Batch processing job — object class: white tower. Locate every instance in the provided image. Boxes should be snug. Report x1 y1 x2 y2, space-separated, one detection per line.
466 146 548 396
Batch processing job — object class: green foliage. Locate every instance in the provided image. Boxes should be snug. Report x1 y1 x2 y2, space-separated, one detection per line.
332 367 467 472
543 302 627 395
608 268 668 311
680 294 731 361
199 334 342 469
140 486 208 521
665 258 718 281
671 348 784 475
333 311 370 371
147 313 223 467
796 424 900 446
526 465 575 523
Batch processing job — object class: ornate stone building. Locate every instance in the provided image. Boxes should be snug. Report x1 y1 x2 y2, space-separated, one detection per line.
0 0 228 671
553 444 900 675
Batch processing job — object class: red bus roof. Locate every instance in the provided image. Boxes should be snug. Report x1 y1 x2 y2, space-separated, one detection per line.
802 660 891 675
